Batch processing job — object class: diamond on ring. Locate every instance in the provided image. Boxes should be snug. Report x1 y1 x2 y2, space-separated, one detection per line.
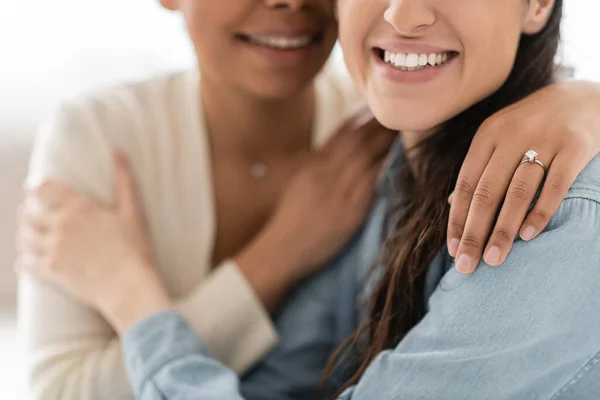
520 149 546 173
524 150 538 163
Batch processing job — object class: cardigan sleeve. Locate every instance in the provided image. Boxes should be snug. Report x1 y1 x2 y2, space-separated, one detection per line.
20 99 277 400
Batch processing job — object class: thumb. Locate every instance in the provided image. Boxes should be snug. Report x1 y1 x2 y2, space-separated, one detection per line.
114 153 141 218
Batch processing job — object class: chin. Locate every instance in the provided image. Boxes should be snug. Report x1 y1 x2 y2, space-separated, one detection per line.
249 75 317 101
370 103 446 133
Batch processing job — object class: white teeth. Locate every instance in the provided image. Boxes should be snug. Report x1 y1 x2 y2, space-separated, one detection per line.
406 53 419 68
247 35 313 50
428 53 436 66
382 50 453 70
394 53 407 67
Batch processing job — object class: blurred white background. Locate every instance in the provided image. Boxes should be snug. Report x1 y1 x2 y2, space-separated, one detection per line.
0 1 598 398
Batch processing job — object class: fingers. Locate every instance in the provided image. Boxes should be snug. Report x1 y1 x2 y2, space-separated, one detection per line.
447 135 495 257
16 224 48 258
325 117 384 172
519 147 590 242
322 106 374 151
483 159 546 266
15 200 55 273
18 202 51 234
338 128 396 189
25 179 74 210
453 151 518 274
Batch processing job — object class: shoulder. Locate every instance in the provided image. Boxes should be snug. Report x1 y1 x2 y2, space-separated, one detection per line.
40 70 196 140
403 162 600 397
29 70 199 202
431 155 600 364
565 154 600 203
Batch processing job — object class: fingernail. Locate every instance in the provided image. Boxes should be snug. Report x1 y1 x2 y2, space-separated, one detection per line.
456 254 473 275
485 246 501 266
521 226 536 241
448 238 460 256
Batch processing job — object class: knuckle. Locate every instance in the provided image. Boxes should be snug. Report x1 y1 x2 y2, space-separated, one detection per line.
548 176 567 193
508 179 532 201
566 128 594 149
455 178 475 198
459 234 482 249
478 115 500 134
478 114 511 138
530 208 551 224
472 184 496 209
448 220 465 236
492 228 514 244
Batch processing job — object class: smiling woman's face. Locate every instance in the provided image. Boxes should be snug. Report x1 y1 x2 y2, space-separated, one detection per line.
336 0 555 132
161 0 338 99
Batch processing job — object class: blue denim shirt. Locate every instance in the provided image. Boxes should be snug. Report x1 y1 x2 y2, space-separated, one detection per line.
121 150 600 400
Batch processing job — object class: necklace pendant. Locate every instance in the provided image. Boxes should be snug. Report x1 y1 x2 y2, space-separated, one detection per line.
251 162 268 180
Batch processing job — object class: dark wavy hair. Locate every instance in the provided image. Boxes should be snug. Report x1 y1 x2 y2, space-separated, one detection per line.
326 0 564 394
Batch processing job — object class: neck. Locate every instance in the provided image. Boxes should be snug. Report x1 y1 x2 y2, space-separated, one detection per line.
401 129 436 176
201 77 315 162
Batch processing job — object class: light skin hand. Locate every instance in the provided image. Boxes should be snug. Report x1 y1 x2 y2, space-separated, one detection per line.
448 80 600 274
16 154 172 335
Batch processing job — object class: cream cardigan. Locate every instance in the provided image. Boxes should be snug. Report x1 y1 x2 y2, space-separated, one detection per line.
18 65 363 400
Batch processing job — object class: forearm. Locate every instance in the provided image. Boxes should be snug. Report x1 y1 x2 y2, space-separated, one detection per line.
101 255 281 374
234 228 300 313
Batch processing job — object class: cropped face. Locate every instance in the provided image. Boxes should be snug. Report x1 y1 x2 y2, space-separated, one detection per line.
161 0 338 99
336 0 555 132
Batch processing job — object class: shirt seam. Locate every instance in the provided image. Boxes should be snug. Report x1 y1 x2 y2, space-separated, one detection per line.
563 193 600 206
566 186 600 199
549 349 600 399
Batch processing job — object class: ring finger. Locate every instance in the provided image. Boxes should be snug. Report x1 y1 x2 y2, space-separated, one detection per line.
483 154 549 266
454 150 521 274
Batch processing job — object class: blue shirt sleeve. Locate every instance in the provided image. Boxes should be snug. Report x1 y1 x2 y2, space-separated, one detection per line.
347 195 600 399
123 170 600 399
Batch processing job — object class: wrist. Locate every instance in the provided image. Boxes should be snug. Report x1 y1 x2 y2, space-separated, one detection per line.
235 230 301 312
101 260 173 336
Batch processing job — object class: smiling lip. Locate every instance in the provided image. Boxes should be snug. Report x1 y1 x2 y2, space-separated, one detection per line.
240 29 322 38
373 48 458 84
374 41 456 54
236 30 324 66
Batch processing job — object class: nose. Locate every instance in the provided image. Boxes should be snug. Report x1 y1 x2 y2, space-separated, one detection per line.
384 0 436 36
264 0 305 11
